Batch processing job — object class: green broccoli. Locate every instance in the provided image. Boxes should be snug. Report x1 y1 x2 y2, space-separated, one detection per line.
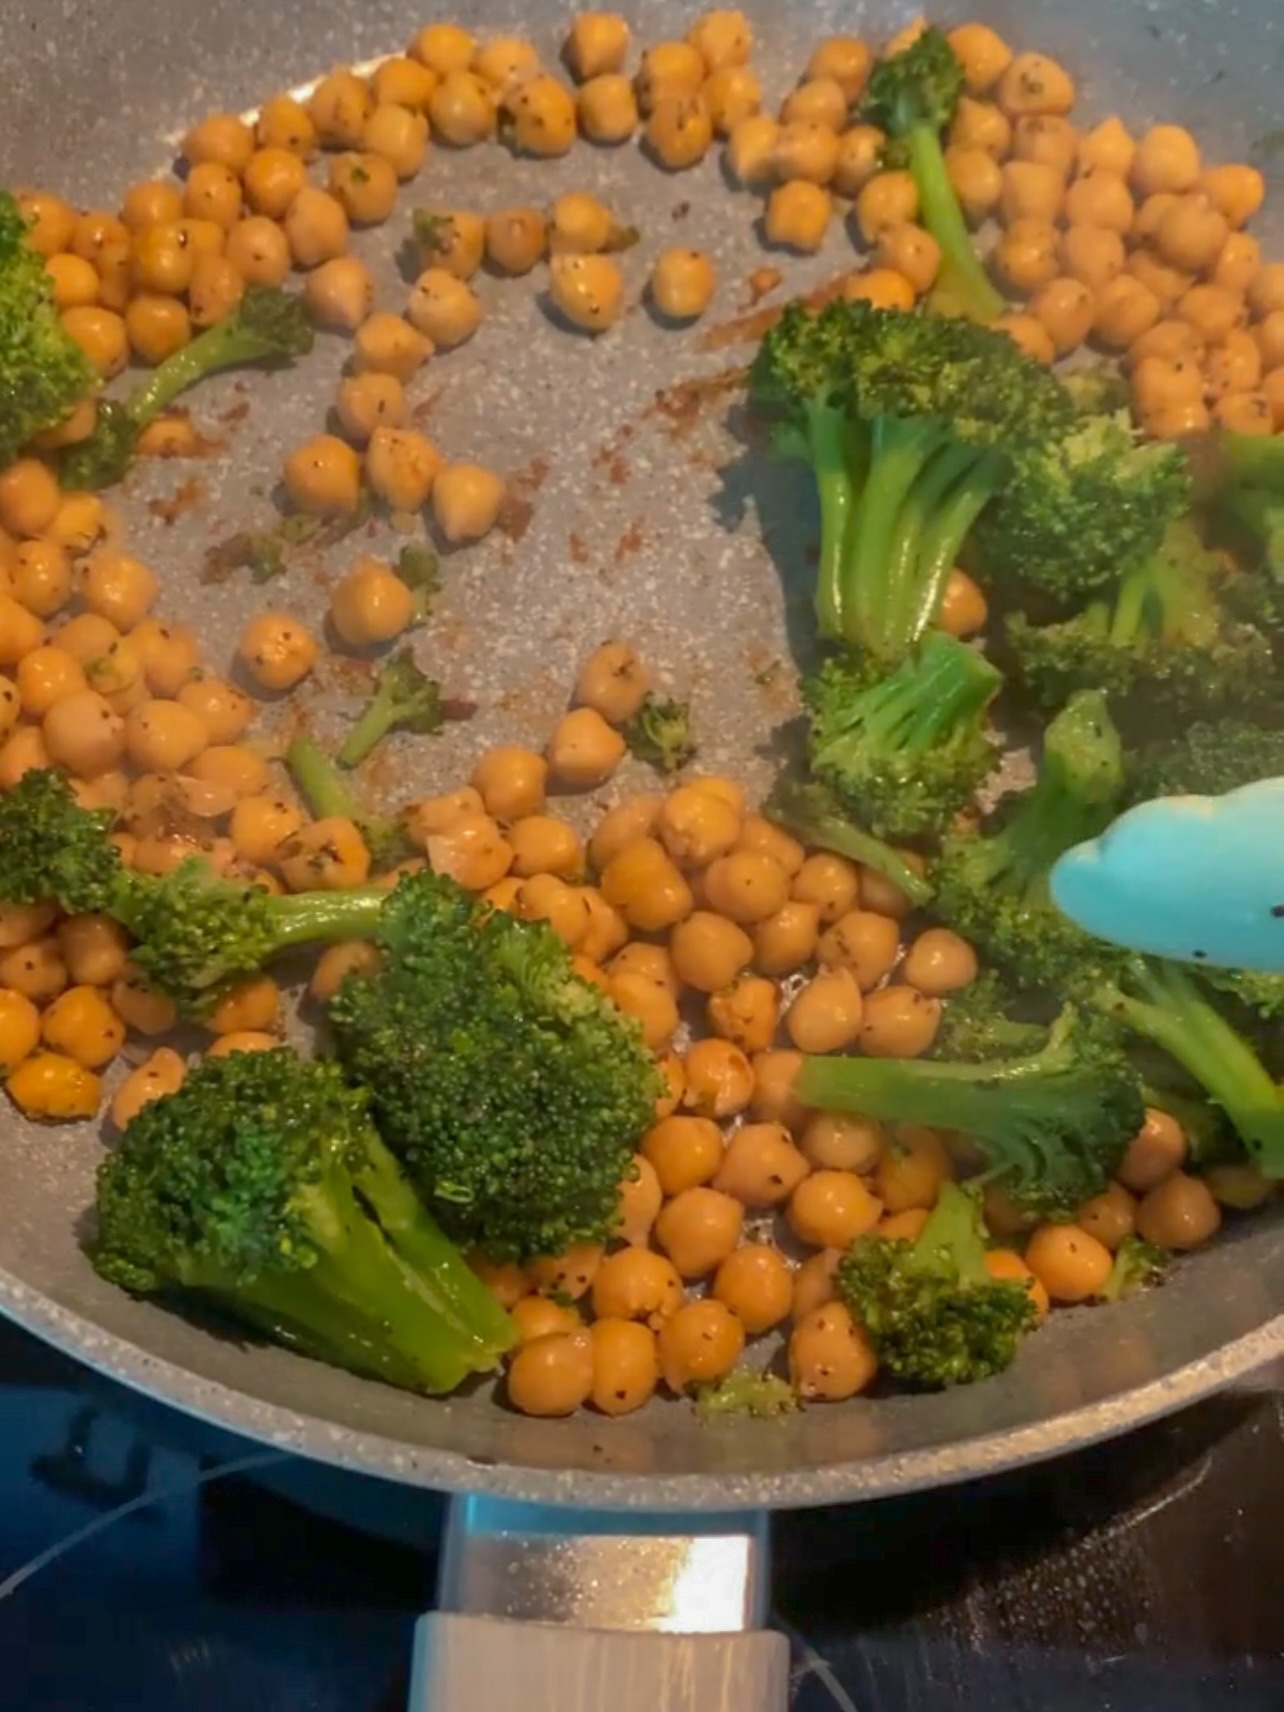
1004 522 1278 723
861 29 1004 324
931 971 1050 1063
0 768 390 1013
285 735 414 872
805 630 1001 840
61 287 314 489
1198 428 1284 578
92 1048 515 1394
0 190 95 464
750 300 1072 660
973 412 1190 602
1092 957 1284 1175
1126 719 1284 805
838 1182 1038 1388
934 691 1125 989
395 541 441 619
763 774 933 909
1101 1234 1170 1301
328 869 661 1261
800 1007 1142 1218
695 1370 797 1420
336 648 444 769
622 693 697 774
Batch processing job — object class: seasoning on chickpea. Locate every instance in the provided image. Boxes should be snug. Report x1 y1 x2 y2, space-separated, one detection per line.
236 612 318 692
649 248 716 322
765 181 833 253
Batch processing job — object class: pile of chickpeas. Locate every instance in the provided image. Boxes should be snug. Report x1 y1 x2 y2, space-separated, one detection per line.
1 13 1282 1416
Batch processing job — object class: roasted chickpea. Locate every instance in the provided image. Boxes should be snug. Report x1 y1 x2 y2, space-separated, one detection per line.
527 1244 603 1303
817 909 900 993
1203 1162 1274 1212
42 689 125 777
713 1244 793 1337
658 1299 745 1394
650 247 716 321
644 91 713 170
1119 1107 1188 1194
183 112 255 171
702 65 762 137
109 1045 186 1130
371 55 438 112
410 22 476 77
688 8 752 72
505 76 578 158
366 426 442 512
945 21 1011 93
725 113 780 186
45 252 99 312
1001 159 1066 225
423 814 514 893
858 985 941 1058
1093 274 1162 349
405 268 481 351
430 461 505 544
636 40 705 113
1200 163 1265 229
789 1302 878 1402
654 1186 744 1279
773 120 840 186
472 36 541 97
996 52 1075 119
901 927 977 997
577 74 639 144
60 304 127 377
224 216 291 287
1079 115 1135 178
1132 124 1202 196
10 540 72 620
940 142 1002 225
236 612 318 692
668 912 750 994
564 12 630 81
124 293 191 365
1250 264 1284 318
362 103 430 179
937 565 989 638
574 639 651 723
549 253 625 332
711 976 780 1057
1060 223 1125 292
484 206 547 276
801 1111 884 1175
682 1038 753 1119
589 1318 660 1416
353 311 431 382
308 939 379 1003
13 190 77 256
1206 330 1263 402
641 1113 724 1196
16 645 86 717
854 170 920 244
949 95 1012 156
792 851 860 923
779 76 845 133
283 187 350 270
1025 1222 1113 1303
334 372 406 445
507 1329 595 1416
1013 113 1078 177
658 786 741 871
1258 312 1284 373
712 1121 808 1209
788 1169 882 1250
992 217 1060 295
615 1152 663 1247
308 66 372 148
255 92 318 155
510 1296 581 1349
703 852 790 925
1077 1181 1138 1252
282 435 362 518
328 557 417 647
592 1246 685 1327
1180 282 1247 344
762 181 831 254
325 152 398 227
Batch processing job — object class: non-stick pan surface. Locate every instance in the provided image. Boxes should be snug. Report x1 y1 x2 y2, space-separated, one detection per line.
2 0 1282 1509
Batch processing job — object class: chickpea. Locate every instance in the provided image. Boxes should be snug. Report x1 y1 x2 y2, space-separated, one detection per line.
184 253 242 328
788 1169 882 1250
759 181 831 256
576 74 639 144
666 912 748 994
949 96 1011 157
410 22 476 76
713 1121 808 1209
16 644 86 717
13 190 77 256
405 787 485 843
701 65 761 137
472 36 541 97
353 313 431 383
124 293 190 366
586 802 658 877
366 427 442 512
688 8 752 72
224 216 290 287
504 75 578 158
943 21 1009 93
0 901 56 951
6 1051 101 1122
79 554 155 634
548 253 624 333
189 745 268 801
510 1295 581 1349
1218 232 1266 296
774 121 841 187
1001 159 1066 226
1092 274 1161 349
945 144 1003 224
789 1302 878 1402
1025 1222 1113 1303
45 252 100 312
648 247 717 323
593 1247 685 1327
482 206 545 277
181 161 241 231
635 41 705 113
525 1244 603 1304
982 1249 1050 1318
1206 330 1263 402
816 909 900 993
41 689 124 778
644 92 714 171
854 171 920 245
654 1186 743 1279
507 815 581 882
937 566 989 638
0 676 17 741
334 371 406 444
46 492 108 562
68 211 128 271
405 271 481 354
507 1329 595 1416
578 889 628 963
371 54 438 110
712 1244 792 1337
641 1113 724 1197
727 114 781 187
1078 115 1134 178
1060 224 1125 292
107 1045 185 1132
59 304 126 378
282 435 362 518
658 788 741 872
1151 194 1227 276
0 988 40 1073
307 939 380 1004
858 985 941 1059
791 852 860 924
0 459 59 538
589 1318 660 1416
613 1154 663 1248
658 1299 745 1394
1132 125 1202 197
122 699 208 773
1199 163 1265 229
1077 1181 1138 1252
254 91 318 155
867 228 936 299
424 815 514 893
569 641 647 726
1129 317 1207 369
236 612 319 693
703 852 790 925
792 1249 841 1322
564 13 630 81
901 927 978 998
991 218 1059 296
305 65 370 148
322 151 396 227
183 112 254 171
711 977 780 1057
996 52 1075 119
1258 311 1284 373
465 747 545 824
49 612 116 668
1061 169 1134 236
778 77 844 134
1250 264 1284 318
110 967 178 1037
1013 114 1079 178
1203 1162 1275 1212
327 557 415 648
0 725 52 789
362 104 430 180
0 935 68 1003
801 1111 884 1175
1180 282 1246 345
283 188 350 270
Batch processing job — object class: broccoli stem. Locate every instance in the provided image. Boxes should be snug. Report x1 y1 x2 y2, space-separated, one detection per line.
807 401 859 641
128 319 286 426
886 442 1002 644
267 886 390 949
338 696 401 770
1101 962 1284 1176
848 418 945 657
286 735 364 822
908 126 1005 324
798 1038 1057 1134
766 779 933 907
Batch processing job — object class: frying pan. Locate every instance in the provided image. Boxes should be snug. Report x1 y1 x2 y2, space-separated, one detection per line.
4 0 1284 1702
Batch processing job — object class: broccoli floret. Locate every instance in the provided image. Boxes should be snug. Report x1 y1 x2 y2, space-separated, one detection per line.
934 691 1125 989
751 300 1072 660
285 736 413 872
1126 720 1284 805
931 971 1050 1063
695 1370 798 1420
336 648 444 769
764 774 933 909
1101 1234 1170 1302
61 288 314 489
975 412 1190 602
92 1048 514 1393
838 1182 1037 1388
1198 429 1284 578
395 541 441 619
861 29 1004 324
328 869 661 1261
800 1007 1142 1218
805 630 1001 840
1092 957 1284 1177
0 769 390 1012
623 693 697 774
1004 522 1278 725
0 767 124 914
0 191 95 463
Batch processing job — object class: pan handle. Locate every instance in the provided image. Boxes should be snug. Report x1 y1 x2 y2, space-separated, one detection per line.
407 1495 790 1712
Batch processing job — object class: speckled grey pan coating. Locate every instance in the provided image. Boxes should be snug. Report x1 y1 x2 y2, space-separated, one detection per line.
1 0 1282 1509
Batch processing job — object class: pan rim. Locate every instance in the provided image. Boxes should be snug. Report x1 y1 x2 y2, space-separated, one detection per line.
1 1262 1278 1509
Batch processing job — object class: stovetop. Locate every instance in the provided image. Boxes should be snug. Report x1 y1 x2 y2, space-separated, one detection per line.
0 1321 1279 1711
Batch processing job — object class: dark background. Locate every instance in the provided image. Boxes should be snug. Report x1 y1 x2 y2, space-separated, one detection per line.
0 1324 1279 1711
